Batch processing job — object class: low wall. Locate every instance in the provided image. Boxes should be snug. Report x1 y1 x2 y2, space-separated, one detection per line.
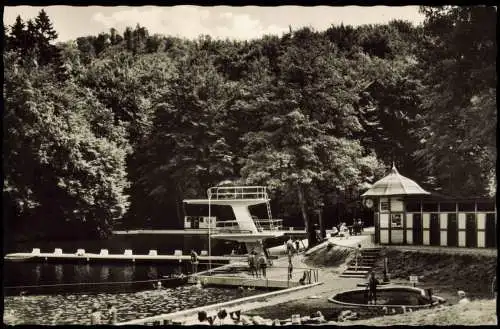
196 275 301 289
116 281 323 325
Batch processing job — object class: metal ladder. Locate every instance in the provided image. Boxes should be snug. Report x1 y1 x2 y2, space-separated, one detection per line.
265 199 273 230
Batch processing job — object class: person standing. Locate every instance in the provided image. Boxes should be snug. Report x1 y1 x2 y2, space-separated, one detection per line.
286 238 294 253
288 259 293 280
248 251 257 277
190 249 199 274
294 239 300 253
368 271 379 305
355 244 362 272
258 252 267 278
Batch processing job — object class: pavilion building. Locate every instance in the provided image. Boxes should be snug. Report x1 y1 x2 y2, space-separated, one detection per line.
361 165 496 248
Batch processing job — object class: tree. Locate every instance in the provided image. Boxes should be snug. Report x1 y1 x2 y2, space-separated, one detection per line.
238 28 384 244
76 36 96 64
34 9 59 65
414 6 496 197
3 52 130 239
8 15 25 51
124 27 134 52
134 44 239 228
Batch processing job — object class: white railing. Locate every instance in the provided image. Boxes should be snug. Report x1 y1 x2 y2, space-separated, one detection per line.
213 220 252 234
254 219 283 231
207 186 268 200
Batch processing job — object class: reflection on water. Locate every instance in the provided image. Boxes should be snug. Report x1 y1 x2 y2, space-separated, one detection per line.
147 266 158 280
3 262 202 295
54 265 63 283
34 264 41 282
74 264 90 283
100 265 110 281
122 265 134 282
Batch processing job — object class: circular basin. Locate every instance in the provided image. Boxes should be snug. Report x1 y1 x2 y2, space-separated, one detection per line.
329 286 445 309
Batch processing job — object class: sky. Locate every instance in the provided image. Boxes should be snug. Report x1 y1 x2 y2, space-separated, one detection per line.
4 6 426 42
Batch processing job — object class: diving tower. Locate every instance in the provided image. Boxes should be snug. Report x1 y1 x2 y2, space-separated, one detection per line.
183 186 285 258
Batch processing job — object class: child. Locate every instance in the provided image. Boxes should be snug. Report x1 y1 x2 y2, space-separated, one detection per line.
367 271 379 304
107 303 118 325
90 303 101 325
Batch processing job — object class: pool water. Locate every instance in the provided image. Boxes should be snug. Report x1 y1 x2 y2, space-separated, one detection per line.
334 288 433 306
3 285 263 325
3 261 266 325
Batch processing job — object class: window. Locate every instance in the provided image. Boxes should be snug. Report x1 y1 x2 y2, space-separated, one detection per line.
406 201 421 212
477 202 495 211
458 202 475 212
391 214 403 228
381 202 390 212
422 203 438 212
439 202 456 212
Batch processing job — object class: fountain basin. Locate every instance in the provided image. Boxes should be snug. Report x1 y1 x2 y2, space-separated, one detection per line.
329 286 445 310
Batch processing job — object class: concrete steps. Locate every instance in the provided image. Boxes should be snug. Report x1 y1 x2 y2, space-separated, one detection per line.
340 247 382 278
346 266 372 271
340 273 368 278
342 270 369 275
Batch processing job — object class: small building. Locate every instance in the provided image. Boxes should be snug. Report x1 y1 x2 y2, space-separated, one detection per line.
362 165 496 248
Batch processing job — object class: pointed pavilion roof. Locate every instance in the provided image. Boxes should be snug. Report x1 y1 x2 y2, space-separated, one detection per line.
361 164 430 197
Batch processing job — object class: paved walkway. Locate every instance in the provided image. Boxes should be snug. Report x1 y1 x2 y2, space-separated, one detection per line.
180 255 363 325
216 236 375 322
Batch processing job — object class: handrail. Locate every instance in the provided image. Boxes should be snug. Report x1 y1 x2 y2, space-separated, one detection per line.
212 229 254 234
254 219 283 224
207 186 269 200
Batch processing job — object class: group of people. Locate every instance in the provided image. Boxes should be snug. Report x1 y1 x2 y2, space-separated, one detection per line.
90 303 118 325
197 309 326 325
284 238 302 254
330 219 364 239
351 219 364 236
197 309 242 325
247 249 268 278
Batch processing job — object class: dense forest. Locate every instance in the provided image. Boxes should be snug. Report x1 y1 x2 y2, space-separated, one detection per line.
3 6 496 242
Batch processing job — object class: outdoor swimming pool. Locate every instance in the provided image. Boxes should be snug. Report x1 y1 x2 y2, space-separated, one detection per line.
2 261 267 325
3 285 263 325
